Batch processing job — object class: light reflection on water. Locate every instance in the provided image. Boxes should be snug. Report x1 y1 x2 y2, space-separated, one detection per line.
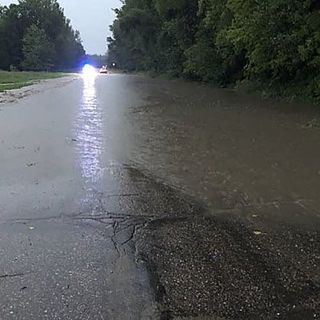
76 75 103 182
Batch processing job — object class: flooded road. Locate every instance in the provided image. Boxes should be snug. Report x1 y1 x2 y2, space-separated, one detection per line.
0 74 319 319
126 77 320 227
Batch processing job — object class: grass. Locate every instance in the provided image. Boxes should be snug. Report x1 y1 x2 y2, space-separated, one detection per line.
0 71 70 92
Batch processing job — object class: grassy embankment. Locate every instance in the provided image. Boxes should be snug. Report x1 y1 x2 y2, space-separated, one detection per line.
0 71 69 92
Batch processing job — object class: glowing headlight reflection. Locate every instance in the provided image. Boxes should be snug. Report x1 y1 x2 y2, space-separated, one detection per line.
82 64 97 78
76 68 103 182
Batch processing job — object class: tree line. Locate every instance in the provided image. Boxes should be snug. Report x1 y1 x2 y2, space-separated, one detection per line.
0 0 85 71
108 0 320 101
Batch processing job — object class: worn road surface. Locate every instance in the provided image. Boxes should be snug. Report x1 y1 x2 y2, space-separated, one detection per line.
0 74 319 319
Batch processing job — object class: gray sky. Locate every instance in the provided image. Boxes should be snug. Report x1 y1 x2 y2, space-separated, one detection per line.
1 0 120 54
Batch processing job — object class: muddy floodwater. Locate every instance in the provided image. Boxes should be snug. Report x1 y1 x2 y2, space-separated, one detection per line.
0 74 319 319
123 76 320 227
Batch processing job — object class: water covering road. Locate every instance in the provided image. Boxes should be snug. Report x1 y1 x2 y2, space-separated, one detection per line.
0 74 319 319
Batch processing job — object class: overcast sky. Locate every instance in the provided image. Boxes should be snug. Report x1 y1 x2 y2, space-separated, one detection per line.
1 0 121 54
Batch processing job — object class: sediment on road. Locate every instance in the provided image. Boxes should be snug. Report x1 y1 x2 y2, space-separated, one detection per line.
135 203 319 319
0 75 77 104
125 169 320 320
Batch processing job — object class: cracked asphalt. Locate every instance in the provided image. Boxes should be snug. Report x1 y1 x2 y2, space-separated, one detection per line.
0 74 320 319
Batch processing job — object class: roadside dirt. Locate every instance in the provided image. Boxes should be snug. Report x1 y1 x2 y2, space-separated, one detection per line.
0 76 77 104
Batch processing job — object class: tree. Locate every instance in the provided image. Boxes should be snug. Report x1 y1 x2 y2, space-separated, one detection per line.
184 0 246 85
227 0 320 98
0 4 25 70
0 0 85 71
108 0 319 101
22 24 55 70
108 2 160 71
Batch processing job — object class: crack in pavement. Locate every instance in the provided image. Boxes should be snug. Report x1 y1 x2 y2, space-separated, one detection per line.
104 193 142 198
120 225 137 246
109 220 142 258
111 220 121 257
0 273 25 279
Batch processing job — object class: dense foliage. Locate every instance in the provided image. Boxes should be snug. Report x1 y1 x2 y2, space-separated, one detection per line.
0 0 85 71
108 0 320 101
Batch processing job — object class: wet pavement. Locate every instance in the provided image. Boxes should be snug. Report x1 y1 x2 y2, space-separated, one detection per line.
0 74 319 319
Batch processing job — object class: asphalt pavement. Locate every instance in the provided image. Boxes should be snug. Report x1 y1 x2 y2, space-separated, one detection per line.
0 74 319 319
